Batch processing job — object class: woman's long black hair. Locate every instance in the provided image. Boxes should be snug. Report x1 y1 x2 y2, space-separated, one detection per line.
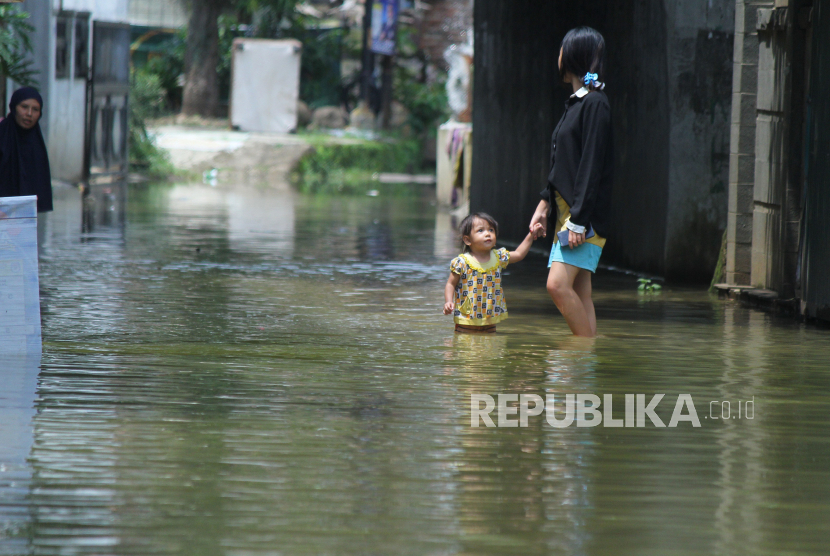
559 27 606 90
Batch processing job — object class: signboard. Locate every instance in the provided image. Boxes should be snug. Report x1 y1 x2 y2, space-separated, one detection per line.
371 0 399 56
0 196 42 354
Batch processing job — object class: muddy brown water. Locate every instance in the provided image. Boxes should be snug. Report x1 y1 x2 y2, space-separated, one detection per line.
2 182 829 555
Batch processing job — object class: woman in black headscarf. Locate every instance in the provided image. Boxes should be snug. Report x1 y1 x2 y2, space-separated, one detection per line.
0 87 53 212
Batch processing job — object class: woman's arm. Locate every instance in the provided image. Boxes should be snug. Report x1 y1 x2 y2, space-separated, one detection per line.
509 232 535 263
443 272 461 315
569 96 611 228
529 199 550 239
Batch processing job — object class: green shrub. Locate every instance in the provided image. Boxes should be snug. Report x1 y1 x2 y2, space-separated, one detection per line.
393 27 449 137
142 29 185 112
292 137 421 194
129 69 174 178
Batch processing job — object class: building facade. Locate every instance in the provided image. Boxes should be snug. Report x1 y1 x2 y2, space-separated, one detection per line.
11 0 131 182
725 0 830 321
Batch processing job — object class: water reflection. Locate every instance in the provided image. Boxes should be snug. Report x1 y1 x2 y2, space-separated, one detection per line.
0 356 40 553
1 182 829 555
81 181 127 240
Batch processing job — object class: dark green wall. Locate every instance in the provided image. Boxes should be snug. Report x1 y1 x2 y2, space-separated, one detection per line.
802 0 830 318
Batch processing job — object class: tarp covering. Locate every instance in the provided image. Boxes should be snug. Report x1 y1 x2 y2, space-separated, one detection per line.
0 195 42 354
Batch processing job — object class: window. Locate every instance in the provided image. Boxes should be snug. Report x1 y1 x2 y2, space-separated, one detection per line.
55 17 70 78
74 16 90 79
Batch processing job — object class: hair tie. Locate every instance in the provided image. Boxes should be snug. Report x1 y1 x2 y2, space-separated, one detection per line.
582 72 604 90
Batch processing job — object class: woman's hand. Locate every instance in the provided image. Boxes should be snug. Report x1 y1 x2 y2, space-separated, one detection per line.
443 301 455 315
530 200 550 239
567 230 586 248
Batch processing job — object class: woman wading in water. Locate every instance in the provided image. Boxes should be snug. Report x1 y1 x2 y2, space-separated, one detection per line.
529 27 613 337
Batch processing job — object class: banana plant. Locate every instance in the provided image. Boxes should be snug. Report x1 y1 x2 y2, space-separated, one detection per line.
0 5 37 86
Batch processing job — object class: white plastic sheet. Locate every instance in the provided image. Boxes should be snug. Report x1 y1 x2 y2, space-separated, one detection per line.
230 39 302 134
0 195 42 354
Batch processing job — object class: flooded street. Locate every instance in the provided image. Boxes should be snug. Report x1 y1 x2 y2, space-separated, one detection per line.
2 181 830 555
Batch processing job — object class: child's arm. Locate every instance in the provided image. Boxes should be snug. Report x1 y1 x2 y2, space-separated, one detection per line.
508 232 535 264
443 272 461 315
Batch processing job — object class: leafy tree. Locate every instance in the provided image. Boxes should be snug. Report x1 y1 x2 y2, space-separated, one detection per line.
0 5 37 108
178 0 300 117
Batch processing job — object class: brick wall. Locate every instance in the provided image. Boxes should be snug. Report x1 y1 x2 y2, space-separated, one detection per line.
417 0 473 70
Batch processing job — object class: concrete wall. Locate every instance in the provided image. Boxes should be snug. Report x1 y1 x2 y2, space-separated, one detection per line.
59 0 130 22
663 1 734 282
471 0 733 281
726 1 768 286
726 0 811 299
417 0 473 70
49 78 88 183
751 8 788 291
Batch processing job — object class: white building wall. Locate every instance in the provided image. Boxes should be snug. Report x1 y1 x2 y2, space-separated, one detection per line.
58 0 130 22
128 0 187 28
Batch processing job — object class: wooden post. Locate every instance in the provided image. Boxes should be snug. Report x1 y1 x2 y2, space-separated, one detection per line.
380 54 393 129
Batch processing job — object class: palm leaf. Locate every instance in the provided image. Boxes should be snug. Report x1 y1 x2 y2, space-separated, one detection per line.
0 5 38 86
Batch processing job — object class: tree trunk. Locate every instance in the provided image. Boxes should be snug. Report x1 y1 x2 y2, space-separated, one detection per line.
181 0 225 117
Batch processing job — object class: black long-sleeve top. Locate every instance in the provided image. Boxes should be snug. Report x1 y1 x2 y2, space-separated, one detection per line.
540 89 613 238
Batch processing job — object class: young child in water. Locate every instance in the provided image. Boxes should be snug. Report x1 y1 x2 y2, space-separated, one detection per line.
443 212 536 333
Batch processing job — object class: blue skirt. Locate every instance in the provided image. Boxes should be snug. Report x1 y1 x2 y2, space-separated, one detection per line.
548 240 602 273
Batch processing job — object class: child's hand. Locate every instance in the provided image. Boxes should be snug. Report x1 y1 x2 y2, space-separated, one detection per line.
443 301 455 315
531 222 545 239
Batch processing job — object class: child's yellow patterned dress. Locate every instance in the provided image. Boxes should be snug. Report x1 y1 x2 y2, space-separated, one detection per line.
450 248 510 326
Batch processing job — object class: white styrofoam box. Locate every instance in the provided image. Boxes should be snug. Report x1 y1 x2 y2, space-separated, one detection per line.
230 39 302 134
0 195 42 354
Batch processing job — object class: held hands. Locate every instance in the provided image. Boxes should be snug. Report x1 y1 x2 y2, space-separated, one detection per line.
443 301 455 315
530 209 548 239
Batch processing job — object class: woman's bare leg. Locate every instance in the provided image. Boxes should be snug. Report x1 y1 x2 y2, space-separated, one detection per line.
572 269 596 336
547 262 594 337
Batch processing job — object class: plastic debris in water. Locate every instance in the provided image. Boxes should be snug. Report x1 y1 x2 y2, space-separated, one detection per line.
203 168 219 187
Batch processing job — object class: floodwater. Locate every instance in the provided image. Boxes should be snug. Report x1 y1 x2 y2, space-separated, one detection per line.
2 181 830 556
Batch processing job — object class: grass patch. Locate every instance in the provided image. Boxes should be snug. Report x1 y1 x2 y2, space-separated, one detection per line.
290 136 422 195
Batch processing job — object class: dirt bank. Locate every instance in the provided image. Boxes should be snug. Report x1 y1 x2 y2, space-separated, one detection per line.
150 124 316 190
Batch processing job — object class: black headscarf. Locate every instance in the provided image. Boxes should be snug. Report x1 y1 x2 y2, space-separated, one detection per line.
0 87 53 212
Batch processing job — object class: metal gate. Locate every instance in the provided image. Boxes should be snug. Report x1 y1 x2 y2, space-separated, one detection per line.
86 21 131 177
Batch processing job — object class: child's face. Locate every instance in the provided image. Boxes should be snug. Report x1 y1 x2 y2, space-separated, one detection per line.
463 218 496 252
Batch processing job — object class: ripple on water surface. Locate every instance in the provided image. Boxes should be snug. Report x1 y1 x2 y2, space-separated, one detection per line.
2 183 830 555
